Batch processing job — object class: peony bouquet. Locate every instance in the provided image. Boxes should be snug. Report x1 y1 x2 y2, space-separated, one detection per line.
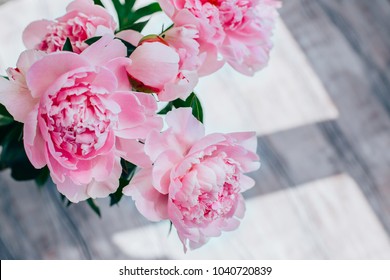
0 0 280 251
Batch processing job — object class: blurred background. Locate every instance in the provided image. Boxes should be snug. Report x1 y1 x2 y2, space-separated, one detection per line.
1 0 390 259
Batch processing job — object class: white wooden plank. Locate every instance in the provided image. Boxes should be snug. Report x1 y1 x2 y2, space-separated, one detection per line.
112 174 390 259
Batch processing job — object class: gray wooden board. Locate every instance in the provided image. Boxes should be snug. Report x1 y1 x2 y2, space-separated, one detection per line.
1 0 390 259
279 0 390 234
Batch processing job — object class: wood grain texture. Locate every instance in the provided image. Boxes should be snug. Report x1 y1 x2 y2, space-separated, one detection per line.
279 0 390 235
1 0 390 259
112 174 390 259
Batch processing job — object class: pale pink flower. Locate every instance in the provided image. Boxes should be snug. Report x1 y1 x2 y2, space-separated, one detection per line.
23 0 116 53
126 34 199 102
159 0 280 76
123 108 260 250
0 36 162 202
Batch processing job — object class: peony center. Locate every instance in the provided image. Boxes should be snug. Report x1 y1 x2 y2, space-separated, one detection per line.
41 74 118 158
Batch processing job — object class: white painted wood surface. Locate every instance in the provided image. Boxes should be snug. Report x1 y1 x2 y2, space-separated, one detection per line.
113 174 390 259
0 0 389 260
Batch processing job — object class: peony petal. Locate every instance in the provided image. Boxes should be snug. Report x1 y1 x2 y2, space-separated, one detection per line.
165 107 205 148
123 168 169 221
66 0 116 30
81 35 127 66
0 78 36 123
26 52 89 98
86 156 121 198
22 20 52 49
23 108 46 168
128 42 179 90
116 138 152 168
103 57 132 90
238 174 256 192
116 29 143 46
55 175 89 203
158 70 198 102
153 150 182 194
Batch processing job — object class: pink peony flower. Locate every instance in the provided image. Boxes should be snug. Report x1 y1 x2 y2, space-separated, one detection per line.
23 0 116 53
159 0 280 76
126 34 199 102
0 35 162 202
123 108 260 250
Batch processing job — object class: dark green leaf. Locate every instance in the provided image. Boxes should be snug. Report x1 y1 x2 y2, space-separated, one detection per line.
85 36 102 46
0 122 46 181
87 198 101 217
158 102 173 115
60 195 73 208
168 221 173 236
116 38 136 57
124 0 136 10
126 3 162 26
172 92 204 123
10 161 43 181
0 115 13 126
93 0 105 7
35 166 50 187
1 75 9 80
1 123 24 166
109 178 130 206
109 159 136 206
62 38 73 52
0 104 13 126
0 103 12 118
123 20 149 33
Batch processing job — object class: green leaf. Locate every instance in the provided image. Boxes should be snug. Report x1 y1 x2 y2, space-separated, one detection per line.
0 104 13 126
0 122 46 181
93 0 105 7
172 92 204 123
168 221 173 236
87 198 101 218
158 102 173 115
125 20 149 33
125 3 162 27
116 38 136 57
124 0 136 10
60 194 73 207
0 103 12 117
109 159 136 206
62 38 73 52
10 160 43 181
0 115 13 126
0 123 24 166
85 36 102 46
109 178 130 206
35 166 50 187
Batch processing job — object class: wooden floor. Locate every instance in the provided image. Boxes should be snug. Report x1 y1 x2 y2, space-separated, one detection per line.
0 0 390 259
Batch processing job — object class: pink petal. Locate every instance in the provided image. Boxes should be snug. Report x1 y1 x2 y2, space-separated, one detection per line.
26 52 89 98
238 174 256 192
23 108 46 168
128 42 179 90
81 35 127 66
116 30 143 46
0 78 35 123
116 138 152 168
103 57 132 90
66 0 116 30
153 150 182 194
165 107 205 147
22 20 52 49
158 70 198 102
86 156 121 198
123 168 169 221
55 176 89 203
